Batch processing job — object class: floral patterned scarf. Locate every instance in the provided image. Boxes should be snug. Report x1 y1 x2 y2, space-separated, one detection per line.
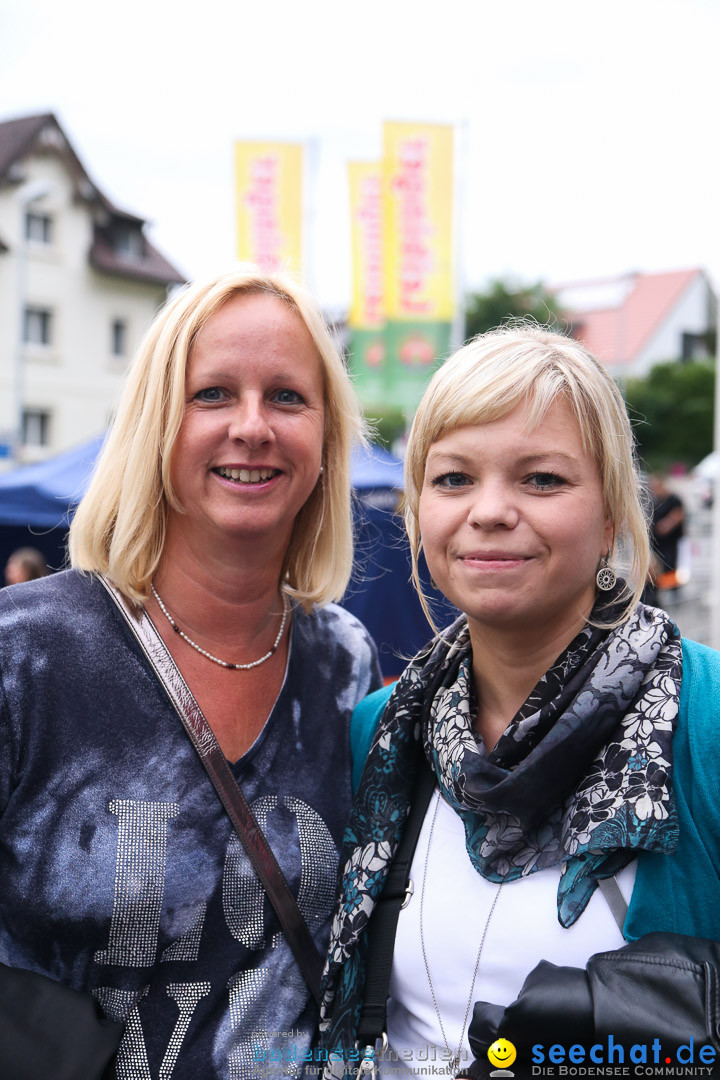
318 595 682 1074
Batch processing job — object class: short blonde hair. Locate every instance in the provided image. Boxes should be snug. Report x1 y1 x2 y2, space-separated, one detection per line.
70 266 365 609
404 325 650 629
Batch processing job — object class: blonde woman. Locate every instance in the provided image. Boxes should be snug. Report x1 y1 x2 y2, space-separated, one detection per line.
0 267 381 1079
319 327 720 1078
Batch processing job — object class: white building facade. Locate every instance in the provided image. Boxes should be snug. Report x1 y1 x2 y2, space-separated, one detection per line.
0 113 184 466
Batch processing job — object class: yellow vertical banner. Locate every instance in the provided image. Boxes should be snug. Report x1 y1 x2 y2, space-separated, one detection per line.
381 122 454 410
348 162 384 331
383 122 454 322
234 141 303 274
347 161 387 404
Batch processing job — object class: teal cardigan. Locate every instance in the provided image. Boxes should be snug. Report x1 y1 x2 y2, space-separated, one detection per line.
350 638 720 942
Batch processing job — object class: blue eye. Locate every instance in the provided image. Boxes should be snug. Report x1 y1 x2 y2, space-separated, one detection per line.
193 386 226 403
527 472 565 490
431 471 470 488
272 388 304 405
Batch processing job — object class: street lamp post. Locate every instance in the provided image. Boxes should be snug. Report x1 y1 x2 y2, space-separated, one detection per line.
14 180 54 464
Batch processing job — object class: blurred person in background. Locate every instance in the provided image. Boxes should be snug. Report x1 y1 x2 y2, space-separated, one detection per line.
0 267 381 1080
4 546 50 585
649 472 686 591
319 328 720 1079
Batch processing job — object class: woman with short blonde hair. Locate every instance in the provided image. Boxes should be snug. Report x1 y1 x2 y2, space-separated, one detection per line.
402 325 650 629
320 326 720 1080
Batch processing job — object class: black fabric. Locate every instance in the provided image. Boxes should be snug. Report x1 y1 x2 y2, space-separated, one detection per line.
0 962 124 1080
356 756 436 1045
467 934 720 1078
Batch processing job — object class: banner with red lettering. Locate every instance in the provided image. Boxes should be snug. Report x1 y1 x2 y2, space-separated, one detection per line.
347 161 387 406
381 122 454 410
234 141 303 273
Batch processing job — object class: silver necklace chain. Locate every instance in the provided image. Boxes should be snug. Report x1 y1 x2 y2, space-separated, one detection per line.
420 789 503 1078
150 585 290 670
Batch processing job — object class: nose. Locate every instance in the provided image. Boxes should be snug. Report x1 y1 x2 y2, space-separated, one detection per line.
465 480 520 530
227 395 274 448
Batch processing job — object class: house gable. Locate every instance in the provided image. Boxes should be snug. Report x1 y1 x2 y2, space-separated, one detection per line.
0 112 184 286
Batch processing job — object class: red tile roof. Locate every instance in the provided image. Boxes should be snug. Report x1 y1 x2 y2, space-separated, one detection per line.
564 269 702 366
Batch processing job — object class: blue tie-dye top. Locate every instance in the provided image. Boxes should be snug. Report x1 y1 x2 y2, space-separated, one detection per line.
0 569 381 1080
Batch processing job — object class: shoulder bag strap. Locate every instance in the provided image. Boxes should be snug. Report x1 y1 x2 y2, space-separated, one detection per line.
357 753 436 1045
598 875 629 932
100 577 324 1006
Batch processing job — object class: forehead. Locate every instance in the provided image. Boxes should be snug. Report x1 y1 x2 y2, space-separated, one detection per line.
426 398 592 463
190 291 319 365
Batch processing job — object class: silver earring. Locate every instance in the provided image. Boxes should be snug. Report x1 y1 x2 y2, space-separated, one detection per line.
596 557 616 592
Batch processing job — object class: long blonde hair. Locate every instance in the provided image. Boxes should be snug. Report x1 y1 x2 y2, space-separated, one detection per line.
70 266 365 608
403 325 650 630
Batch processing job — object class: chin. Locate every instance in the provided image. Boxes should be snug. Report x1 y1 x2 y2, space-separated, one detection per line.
466 607 533 633
450 588 528 625
467 594 592 639
198 517 279 545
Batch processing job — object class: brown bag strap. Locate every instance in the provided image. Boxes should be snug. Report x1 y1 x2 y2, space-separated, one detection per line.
101 577 324 1006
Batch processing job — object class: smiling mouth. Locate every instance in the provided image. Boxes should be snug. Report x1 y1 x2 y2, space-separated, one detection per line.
461 554 530 563
213 467 280 484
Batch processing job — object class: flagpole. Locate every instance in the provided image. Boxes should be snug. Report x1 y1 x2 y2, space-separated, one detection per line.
450 117 469 352
711 291 720 649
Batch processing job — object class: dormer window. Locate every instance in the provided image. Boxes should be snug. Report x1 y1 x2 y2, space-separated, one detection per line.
25 212 53 244
114 225 144 258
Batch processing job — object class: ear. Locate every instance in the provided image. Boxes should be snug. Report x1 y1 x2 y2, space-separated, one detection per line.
604 515 615 556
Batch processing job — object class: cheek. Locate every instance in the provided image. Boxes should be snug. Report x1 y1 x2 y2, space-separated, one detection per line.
168 425 192 478
283 414 323 460
418 500 451 571
167 417 207 500
551 502 608 571
417 499 435 552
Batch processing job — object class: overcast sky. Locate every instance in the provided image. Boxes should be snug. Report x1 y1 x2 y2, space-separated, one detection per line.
2 0 718 311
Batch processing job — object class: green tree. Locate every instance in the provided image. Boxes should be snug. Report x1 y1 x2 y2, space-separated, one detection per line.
464 278 564 341
624 359 716 470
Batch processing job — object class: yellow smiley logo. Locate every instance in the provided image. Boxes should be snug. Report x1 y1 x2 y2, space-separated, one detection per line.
488 1038 517 1069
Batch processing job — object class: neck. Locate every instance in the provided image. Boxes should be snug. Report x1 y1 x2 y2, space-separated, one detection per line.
152 517 289 649
469 607 591 751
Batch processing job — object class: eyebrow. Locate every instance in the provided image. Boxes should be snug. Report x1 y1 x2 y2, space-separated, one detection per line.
426 450 579 466
515 452 579 466
186 367 312 386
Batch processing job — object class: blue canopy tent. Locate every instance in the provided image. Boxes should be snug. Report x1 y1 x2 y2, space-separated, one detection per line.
0 435 105 528
348 441 404 492
0 436 106 575
0 436 454 676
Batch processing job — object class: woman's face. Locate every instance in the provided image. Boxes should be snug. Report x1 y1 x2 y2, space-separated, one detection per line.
418 397 613 638
169 291 325 551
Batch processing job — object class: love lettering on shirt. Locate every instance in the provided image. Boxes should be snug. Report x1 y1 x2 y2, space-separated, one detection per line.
92 796 337 1080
